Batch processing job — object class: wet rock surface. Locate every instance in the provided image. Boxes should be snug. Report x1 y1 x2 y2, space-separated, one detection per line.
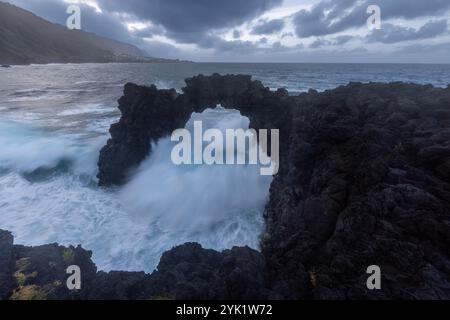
2 76 450 299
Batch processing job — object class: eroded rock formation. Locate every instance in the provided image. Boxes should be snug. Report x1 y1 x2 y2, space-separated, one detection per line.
2 76 450 300
97 74 292 186
0 230 272 300
264 82 450 299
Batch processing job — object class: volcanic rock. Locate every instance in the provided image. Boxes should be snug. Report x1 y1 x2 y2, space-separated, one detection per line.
3 76 450 300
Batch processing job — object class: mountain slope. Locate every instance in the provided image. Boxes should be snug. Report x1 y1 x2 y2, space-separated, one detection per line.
0 2 167 65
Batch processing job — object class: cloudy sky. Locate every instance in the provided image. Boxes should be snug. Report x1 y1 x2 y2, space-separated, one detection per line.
7 0 450 63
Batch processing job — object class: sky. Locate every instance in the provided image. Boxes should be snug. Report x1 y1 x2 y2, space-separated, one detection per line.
6 0 450 63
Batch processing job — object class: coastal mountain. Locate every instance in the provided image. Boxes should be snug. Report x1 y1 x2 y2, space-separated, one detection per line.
0 2 177 65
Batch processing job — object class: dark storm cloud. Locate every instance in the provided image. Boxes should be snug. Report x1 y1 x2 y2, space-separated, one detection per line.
10 0 280 56
97 0 283 42
193 34 260 53
293 0 357 37
79 9 135 43
251 19 285 35
367 20 448 44
294 0 450 38
9 0 283 52
184 33 299 55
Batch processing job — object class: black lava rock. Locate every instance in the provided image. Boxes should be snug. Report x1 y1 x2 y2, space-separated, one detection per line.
2 77 450 300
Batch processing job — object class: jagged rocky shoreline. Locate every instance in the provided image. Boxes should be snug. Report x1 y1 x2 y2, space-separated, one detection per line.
2 75 450 299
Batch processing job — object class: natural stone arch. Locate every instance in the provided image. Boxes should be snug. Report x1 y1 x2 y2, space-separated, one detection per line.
97 74 293 186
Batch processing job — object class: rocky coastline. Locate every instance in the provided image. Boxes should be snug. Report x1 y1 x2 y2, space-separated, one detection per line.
2 75 450 300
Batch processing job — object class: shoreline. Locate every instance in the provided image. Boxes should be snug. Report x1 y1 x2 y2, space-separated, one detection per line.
2 76 450 299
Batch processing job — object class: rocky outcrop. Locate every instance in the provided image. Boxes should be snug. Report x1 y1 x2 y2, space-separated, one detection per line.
144 243 276 300
0 230 272 300
3 76 450 300
86 243 274 300
263 82 450 299
97 76 450 299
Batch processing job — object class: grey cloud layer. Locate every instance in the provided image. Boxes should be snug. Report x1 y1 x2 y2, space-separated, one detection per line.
310 35 354 48
294 0 450 37
10 0 283 45
368 20 448 44
97 0 282 41
251 19 285 35
6 0 450 62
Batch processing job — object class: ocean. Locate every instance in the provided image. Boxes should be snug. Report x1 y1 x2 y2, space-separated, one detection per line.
1 63 449 272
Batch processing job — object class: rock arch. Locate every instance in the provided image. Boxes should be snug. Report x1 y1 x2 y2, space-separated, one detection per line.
97 74 293 186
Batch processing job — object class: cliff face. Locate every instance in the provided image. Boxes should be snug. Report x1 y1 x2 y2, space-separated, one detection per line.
2 76 450 300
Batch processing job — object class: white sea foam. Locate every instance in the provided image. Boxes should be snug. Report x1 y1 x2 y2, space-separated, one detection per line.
0 109 271 272
122 107 271 233
0 120 103 175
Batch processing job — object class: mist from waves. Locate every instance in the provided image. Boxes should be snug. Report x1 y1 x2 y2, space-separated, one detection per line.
0 108 272 272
